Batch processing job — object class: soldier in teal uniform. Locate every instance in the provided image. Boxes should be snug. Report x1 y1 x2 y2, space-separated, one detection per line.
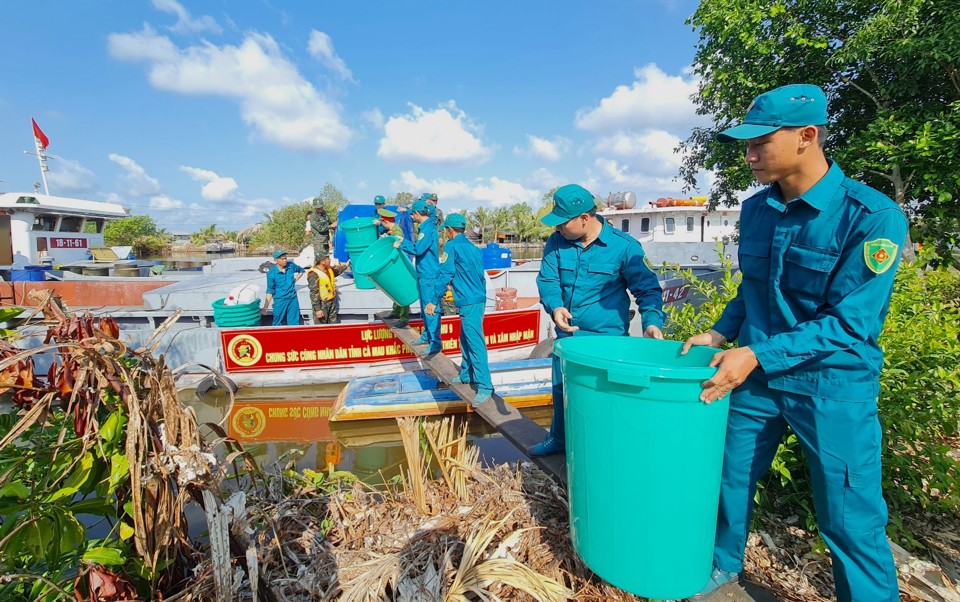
372 194 386 219
682 84 905 602
395 200 442 354
530 184 664 456
427 213 493 406
263 250 306 326
375 207 410 326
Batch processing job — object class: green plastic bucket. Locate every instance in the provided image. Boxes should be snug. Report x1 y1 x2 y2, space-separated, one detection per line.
353 236 419 305
554 336 731 600
340 217 378 247
345 242 376 290
212 298 262 327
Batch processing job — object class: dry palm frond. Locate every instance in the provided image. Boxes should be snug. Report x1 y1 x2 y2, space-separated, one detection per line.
423 417 480 502
447 511 570 602
397 416 431 514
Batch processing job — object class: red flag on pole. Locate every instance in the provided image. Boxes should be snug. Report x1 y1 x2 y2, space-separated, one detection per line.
32 117 50 149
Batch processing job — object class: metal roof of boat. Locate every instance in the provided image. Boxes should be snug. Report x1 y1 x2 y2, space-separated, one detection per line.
0 192 129 218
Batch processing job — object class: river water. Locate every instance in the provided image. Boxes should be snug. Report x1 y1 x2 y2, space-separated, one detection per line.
184 383 552 482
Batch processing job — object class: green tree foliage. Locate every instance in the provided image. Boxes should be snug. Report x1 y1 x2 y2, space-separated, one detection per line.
189 224 222 245
310 182 349 216
664 253 960 539
103 215 170 257
250 201 312 251
390 192 415 207
103 215 159 245
681 0 960 259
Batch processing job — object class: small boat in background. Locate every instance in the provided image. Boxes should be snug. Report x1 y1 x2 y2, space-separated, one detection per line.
203 239 238 253
330 358 553 422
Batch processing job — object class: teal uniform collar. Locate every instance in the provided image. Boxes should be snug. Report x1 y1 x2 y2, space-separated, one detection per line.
769 160 845 212
580 215 613 248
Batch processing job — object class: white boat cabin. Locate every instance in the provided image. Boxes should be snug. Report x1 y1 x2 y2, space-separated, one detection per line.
598 192 741 268
0 192 129 267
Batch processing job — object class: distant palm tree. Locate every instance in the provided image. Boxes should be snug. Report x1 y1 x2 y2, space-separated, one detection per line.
190 224 220 245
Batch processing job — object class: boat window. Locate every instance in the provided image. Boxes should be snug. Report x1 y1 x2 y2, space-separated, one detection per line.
640 217 650 232
59 216 84 232
16 196 40 205
723 219 729 227
686 216 695 231
620 219 629 233
33 214 57 231
706 220 711 227
665 217 675 233
85 219 105 234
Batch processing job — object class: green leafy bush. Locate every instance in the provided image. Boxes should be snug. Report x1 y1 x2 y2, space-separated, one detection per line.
664 251 960 536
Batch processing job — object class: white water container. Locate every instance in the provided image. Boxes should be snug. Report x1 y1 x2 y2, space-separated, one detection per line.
607 191 637 210
223 284 260 306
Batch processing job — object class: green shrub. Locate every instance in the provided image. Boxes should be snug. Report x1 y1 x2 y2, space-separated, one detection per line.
664 250 960 537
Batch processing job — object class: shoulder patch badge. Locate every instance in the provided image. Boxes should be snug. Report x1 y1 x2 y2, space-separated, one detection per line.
863 238 898 274
417 232 424 241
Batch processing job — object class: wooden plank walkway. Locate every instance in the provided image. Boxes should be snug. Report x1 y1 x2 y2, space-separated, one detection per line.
376 311 771 602
377 311 567 486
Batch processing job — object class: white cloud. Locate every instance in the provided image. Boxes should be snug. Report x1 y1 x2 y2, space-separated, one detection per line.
363 108 384 128
108 26 352 152
591 130 683 176
588 157 685 198
179 165 238 201
514 135 572 162
109 153 162 197
152 0 222 35
575 64 706 132
46 158 98 196
307 30 355 82
392 171 540 208
148 194 184 210
529 167 563 191
378 102 493 164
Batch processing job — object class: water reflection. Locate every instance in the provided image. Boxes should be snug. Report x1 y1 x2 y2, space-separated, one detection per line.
187 383 551 483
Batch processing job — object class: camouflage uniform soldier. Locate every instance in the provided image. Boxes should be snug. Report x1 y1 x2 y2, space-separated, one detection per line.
310 203 334 255
306 254 349 324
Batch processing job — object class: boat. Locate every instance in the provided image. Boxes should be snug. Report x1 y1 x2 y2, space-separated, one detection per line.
329 358 553 422
599 191 741 272
0 191 130 269
203 239 238 253
0 190 700 391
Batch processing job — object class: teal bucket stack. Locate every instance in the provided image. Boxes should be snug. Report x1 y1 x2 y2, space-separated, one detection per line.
353 236 420 306
554 336 731 600
212 298 262 327
340 217 379 290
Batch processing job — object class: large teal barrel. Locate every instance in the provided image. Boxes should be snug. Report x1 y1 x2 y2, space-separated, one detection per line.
554 336 731 600
212 298 262 327
352 236 420 306
339 217 379 247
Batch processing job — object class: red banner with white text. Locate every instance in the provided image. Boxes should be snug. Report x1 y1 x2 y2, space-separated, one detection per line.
220 309 541 373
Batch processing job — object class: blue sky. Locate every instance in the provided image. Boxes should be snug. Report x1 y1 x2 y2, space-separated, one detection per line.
0 0 716 233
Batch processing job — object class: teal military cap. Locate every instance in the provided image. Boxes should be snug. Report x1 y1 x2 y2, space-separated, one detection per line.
419 193 432 202
272 250 288 259
411 200 428 212
717 84 828 143
442 213 466 229
541 184 597 227
374 195 386 205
